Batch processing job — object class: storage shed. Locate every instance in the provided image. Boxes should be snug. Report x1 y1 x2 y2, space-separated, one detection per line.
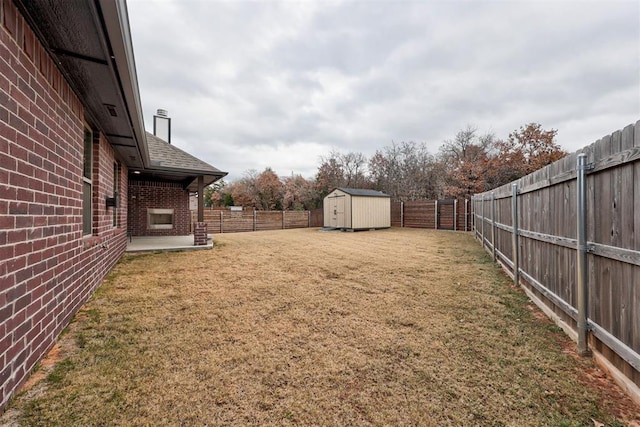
323 188 391 230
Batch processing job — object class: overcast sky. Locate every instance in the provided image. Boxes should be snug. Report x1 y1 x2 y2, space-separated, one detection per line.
127 0 639 181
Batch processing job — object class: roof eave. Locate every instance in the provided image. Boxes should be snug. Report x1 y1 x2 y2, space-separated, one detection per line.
146 165 228 178
98 0 149 168
185 173 228 192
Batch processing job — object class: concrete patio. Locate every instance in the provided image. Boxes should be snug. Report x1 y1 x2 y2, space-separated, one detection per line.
126 235 213 253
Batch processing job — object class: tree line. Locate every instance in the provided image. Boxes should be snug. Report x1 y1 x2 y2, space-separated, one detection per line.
205 123 567 210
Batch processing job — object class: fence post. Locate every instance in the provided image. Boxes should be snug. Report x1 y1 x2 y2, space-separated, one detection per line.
576 153 590 356
474 197 477 236
308 210 310 228
454 199 458 231
434 200 438 229
511 184 519 286
472 197 475 235
474 196 478 238
481 195 485 248
220 210 223 234
464 199 468 232
283 211 286 229
491 191 496 261
401 201 404 227
472 196 476 238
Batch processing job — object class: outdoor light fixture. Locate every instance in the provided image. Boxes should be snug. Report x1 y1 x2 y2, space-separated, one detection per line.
105 196 118 208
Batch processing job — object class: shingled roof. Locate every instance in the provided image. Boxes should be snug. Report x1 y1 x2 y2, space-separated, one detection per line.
146 132 224 175
335 188 390 197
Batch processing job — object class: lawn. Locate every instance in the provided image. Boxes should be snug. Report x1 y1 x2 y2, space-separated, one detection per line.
3 228 638 426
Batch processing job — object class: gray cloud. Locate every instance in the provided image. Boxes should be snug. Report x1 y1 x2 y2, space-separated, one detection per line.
127 0 639 180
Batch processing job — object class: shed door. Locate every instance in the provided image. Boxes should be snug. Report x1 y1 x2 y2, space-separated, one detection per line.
330 195 345 228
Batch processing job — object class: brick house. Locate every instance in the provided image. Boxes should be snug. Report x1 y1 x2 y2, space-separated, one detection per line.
0 0 225 410
129 127 226 238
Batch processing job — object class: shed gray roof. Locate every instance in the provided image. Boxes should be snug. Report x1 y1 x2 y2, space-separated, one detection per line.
335 188 390 198
146 132 224 175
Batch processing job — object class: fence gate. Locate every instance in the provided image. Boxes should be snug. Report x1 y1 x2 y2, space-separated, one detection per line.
436 199 455 230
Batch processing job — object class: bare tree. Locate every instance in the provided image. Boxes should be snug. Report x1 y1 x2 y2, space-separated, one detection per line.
439 125 494 164
368 141 443 201
315 149 370 198
341 152 368 188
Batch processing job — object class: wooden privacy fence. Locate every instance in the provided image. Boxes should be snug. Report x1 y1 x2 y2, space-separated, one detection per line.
309 208 323 227
391 199 472 230
473 121 640 392
191 209 310 234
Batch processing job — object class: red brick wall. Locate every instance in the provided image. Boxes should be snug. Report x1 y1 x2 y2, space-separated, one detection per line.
128 179 191 236
0 1 127 410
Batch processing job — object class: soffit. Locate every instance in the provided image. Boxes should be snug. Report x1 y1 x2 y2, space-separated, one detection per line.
15 0 146 169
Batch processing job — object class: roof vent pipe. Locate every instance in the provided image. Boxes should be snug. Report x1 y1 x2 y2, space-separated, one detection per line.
153 108 171 143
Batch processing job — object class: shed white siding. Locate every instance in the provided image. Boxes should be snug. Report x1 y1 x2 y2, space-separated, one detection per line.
323 188 390 230
351 196 390 229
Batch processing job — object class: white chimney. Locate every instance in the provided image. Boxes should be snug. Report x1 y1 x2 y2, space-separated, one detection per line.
153 108 171 143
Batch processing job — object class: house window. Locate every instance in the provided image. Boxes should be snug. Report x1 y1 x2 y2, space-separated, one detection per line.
113 162 120 227
148 209 174 229
82 128 93 235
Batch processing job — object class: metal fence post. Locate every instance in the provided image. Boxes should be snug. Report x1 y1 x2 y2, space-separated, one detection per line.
464 199 468 232
401 201 404 227
511 184 519 286
481 195 485 248
474 197 477 237
253 210 257 231
474 196 478 238
434 200 438 229
220 210 224 234
454 199 458 231
576 153 590 356
491 192 496 261
472 196 475 237
282 211 286 229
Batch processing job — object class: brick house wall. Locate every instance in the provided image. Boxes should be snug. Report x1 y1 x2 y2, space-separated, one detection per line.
128 179 191 236
0 1 128 410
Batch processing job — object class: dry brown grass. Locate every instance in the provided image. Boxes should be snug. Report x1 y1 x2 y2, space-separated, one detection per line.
3 228 638 426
